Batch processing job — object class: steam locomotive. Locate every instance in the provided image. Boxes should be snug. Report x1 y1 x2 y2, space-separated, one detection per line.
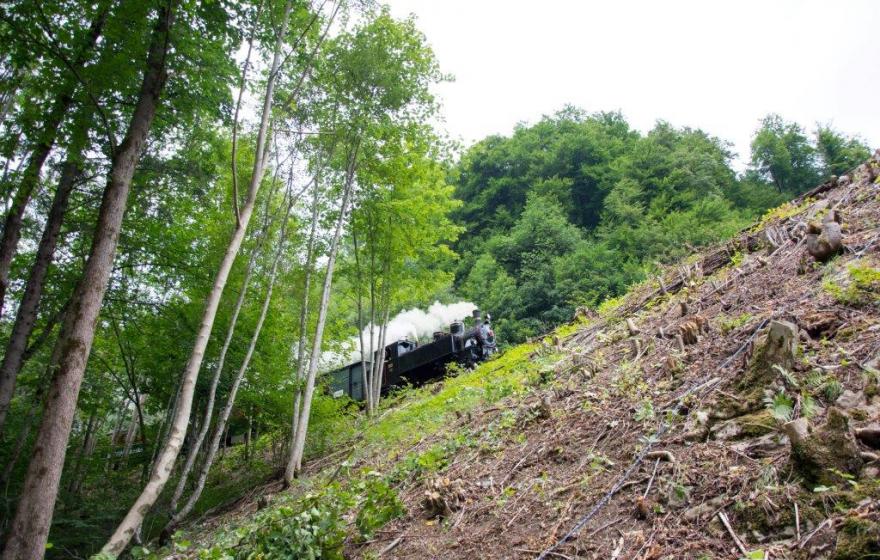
328 309 497 401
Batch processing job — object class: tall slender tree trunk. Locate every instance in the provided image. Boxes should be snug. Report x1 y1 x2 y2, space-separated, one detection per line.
371 325 380 410
0 151 81 435
283 175 320 485
372 277 391 409
0 399 37 490
244 412 252 463
229 0 262 225
65 411 97 495
352 229 372 412
120 397 144 466
165 195 293 534
74 416 102 495
0 2 110 318
370 308 390 413
288 141 358 477
103 4 293 554
0 5 174 558
132 395 150 482
147 379 179 481
169 193 274 511
368 251 376 395
107 400 127 471
220 422 230 460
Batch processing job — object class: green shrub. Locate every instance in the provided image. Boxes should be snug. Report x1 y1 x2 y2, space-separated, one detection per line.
354 474 405 540
232 487 351 560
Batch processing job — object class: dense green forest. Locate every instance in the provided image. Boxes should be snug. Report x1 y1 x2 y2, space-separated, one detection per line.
0 0 872 558
454 110 870 342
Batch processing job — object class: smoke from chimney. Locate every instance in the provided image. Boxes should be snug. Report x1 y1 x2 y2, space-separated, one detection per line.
336 300 478 365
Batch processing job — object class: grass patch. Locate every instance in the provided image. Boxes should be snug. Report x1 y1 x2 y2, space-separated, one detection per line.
361 341 537 453
754 199 812 230
823 260 880 306
718 312 753 335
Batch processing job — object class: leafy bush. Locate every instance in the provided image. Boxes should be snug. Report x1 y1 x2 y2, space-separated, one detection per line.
231 487 351 560
303 394 359 459
354 474 405 540
390 437 463 484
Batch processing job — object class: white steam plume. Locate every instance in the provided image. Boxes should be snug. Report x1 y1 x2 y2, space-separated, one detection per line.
327 301 477 368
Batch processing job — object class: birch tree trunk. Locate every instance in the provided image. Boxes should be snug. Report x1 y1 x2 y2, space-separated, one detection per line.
102 4 294 554
352 229 373 412
0 150 81 434
164 193 293 534
373 275 392 408
121 409 138 464
169 193 274 511
283 175 320 485
288 141 358 477
0 1 110 318
0 5 174 558
370 308 390 413
229 0 262 225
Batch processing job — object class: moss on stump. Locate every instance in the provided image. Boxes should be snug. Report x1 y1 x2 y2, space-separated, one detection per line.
737 320 798 403
789 408 864 486
833 516 880 559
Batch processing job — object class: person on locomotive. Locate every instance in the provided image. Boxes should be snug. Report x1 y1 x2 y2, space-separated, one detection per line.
477 313 497 356
465 311 496 363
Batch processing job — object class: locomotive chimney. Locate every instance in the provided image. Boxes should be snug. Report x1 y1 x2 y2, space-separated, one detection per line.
472 309 482 323
449 321 464 336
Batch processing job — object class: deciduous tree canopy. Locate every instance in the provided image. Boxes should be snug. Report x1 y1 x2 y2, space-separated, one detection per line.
454 110 870 342
0 2 872 558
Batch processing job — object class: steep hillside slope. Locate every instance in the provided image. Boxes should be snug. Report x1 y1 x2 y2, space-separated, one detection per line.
179 152 880 560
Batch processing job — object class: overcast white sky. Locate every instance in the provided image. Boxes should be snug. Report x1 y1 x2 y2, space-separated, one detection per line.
384 0 880 167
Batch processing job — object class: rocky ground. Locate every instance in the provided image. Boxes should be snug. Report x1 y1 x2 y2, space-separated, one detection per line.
350 153 880 559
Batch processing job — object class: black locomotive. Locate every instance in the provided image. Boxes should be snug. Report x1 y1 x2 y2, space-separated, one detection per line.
329 309 497 401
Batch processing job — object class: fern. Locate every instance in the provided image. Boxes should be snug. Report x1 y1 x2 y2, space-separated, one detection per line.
772 364 799 389
805 369 826 388
822 379 844 402
764 390 794 422
800 393 819 418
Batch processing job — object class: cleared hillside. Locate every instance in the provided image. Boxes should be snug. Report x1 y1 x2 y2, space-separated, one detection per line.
176 151 880 559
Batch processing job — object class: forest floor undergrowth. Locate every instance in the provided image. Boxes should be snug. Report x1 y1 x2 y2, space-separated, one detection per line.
169 153 880 559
